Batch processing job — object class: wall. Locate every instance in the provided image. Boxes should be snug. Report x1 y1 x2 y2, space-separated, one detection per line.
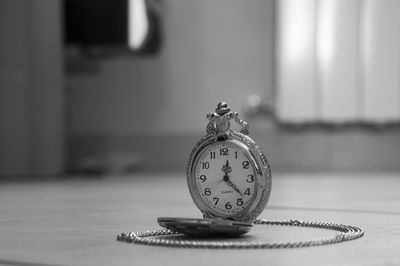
67 0 275 136
66 0 275 172
67 0 400 173
0 0 64 176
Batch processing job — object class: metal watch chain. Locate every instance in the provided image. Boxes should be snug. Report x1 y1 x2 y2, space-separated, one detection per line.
117 218 364 249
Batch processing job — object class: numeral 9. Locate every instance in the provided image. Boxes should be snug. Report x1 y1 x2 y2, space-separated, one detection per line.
199 175 207 182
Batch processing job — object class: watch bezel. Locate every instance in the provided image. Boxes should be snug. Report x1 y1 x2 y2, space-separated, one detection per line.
186 130 271 222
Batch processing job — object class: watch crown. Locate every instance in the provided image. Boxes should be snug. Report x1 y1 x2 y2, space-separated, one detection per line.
207 102 249 136
215 102 231 116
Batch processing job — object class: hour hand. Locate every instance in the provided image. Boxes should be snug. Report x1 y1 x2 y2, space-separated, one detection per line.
222 160 231 174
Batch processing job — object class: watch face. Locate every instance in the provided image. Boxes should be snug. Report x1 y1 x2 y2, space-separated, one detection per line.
193 141 257 217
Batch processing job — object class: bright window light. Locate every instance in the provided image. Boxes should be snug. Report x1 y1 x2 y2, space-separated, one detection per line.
281 0 315 62
317 0 337 68
128 0 149 50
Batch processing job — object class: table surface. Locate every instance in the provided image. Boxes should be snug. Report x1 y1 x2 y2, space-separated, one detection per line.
1 172 399 266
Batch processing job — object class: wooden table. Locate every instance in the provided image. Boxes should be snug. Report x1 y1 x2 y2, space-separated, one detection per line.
1 173 399 266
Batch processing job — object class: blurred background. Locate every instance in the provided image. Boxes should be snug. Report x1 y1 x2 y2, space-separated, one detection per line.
1 0 400 178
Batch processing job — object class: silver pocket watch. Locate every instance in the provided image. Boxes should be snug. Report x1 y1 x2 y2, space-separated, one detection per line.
118 102 363 247
158 102 272 236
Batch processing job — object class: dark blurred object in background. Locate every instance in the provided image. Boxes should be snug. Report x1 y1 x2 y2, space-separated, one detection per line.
64 0 128 45
64 0 162 55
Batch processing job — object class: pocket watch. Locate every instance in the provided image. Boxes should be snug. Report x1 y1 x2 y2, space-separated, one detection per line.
158 102 272 236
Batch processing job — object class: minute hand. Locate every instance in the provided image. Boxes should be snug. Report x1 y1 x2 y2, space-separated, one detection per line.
226 179 243 197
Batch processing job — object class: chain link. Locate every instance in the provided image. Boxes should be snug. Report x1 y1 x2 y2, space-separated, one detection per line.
116 218 364 249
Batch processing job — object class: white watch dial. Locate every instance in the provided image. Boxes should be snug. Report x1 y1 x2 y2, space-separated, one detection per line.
195 142 256 216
